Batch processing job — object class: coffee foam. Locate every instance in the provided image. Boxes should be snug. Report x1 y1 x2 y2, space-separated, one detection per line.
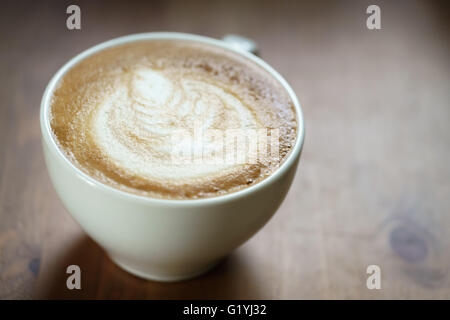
50 40 297 199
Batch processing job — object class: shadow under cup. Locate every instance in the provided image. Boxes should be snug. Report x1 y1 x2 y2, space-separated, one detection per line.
40 32 305 281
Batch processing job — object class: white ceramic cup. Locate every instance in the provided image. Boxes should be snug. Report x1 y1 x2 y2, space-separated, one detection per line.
40 32 305 282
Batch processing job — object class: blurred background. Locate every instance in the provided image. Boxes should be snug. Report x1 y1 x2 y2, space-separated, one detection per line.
0 0 449 299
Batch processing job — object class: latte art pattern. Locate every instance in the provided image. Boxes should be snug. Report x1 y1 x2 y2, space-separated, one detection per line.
50 40 297 199
93 67 261 181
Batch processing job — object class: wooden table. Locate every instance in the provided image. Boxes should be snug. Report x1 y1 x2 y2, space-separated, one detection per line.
0 0 449 299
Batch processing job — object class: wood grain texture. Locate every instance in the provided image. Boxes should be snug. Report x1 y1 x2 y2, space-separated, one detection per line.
0 0 449 299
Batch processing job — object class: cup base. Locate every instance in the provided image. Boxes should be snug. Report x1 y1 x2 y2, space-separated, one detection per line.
109 255 220 282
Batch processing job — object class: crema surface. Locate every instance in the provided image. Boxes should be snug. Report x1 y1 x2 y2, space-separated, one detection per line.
50 40 297 199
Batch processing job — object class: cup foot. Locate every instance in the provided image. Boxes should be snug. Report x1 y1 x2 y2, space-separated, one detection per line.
109 255 220 282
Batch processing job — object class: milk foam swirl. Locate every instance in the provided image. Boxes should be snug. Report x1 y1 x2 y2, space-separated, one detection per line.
92 68 262 182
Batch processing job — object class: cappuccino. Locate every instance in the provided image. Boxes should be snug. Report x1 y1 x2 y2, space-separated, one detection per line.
50 40 297 199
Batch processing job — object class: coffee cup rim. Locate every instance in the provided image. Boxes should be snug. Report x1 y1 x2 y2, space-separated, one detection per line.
40 32 305 206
